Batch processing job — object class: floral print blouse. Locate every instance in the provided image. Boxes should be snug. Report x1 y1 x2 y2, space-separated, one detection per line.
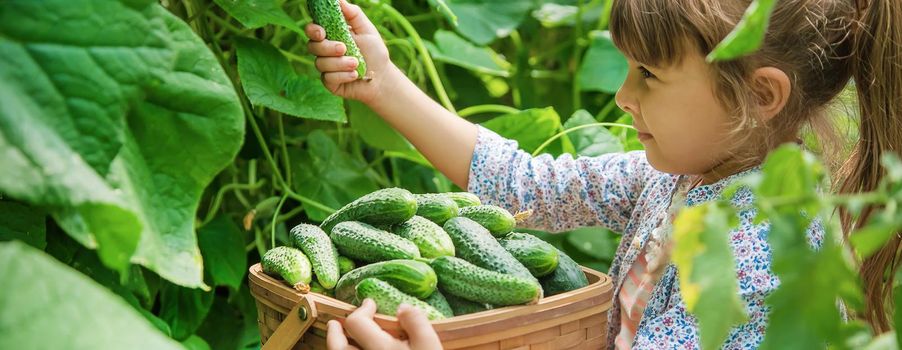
466 126 822 349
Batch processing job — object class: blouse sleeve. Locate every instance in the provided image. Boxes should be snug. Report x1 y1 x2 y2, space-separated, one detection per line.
466 126 653 233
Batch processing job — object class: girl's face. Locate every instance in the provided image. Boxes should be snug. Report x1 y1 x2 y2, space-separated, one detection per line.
615 49 737 182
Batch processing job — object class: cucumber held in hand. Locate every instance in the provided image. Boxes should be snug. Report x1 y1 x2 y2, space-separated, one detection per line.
498 232 559 278
330 221 421 263
334 259 437 303
393 216 455 258
290 224 341 289
413 193 459 225
262 246 313 292
355 278 446 320
307 0 367 79
431 256 540 306
320 188 418 233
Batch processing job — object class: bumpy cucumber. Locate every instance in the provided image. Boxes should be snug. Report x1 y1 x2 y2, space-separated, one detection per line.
413 194 459 225
320 188 418 233
431 256 540 306
499 232 559 278
446 192 481 208
290 224 340 289
540 248 589 296
393 216 455 258
307 0 367 79
457 205 516 237
334 259 437 303
330 221 421 263
338 255 356 276
422 289 455 318
442 217 535 282
262 246 313 291
355 278 446 320
443 291 493 316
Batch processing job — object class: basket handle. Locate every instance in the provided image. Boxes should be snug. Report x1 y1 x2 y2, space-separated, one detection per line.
262 293 319 350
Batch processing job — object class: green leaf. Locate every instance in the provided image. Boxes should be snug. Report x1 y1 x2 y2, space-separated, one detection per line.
434 0 534 45
425 30 511 77
212 0 303 35
672 204 748 350
291 130 379 222
578 31 628 93
531 2 605 28
196 295 247 350
481 107 563 154
348 100 414 152
0 200 46 249
563 110 623 156
706 0 777 61
160 283 215 341
565 227 617 261
236 37 345 122
850 210 902 258
0 0 245 287
0 241 183 349
755 144 824 223
198 215 247 291
181 335 212 350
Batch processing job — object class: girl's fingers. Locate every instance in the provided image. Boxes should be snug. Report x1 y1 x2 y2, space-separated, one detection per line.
340 0 378 35
343 299 398 349
397 305 442 350
308 40 346 57
322 71 359 91
326 320 352 350
315 56 359 73
305 23 325 42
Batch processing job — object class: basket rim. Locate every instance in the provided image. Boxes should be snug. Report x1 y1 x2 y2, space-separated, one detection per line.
248 262 613 327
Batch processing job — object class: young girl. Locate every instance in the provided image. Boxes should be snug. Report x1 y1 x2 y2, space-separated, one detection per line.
307 0 901 348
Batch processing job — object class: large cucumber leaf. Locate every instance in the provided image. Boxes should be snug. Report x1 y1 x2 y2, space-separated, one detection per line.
0 241 183 350
0 0 245 288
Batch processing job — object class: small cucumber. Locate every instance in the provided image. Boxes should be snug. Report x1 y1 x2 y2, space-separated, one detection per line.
330 221 421 263
262 246 313 292
290 224 340 289
320 188 418 233
338 255 356 276
431 256 540 306
334 259 437 303
355 278 446 320
307 0 367 79
442 217 535 282
422 289 455 318
414 194 459 225
444 292 492 316
457 205 516 237
446 192 481 208
540 248 589 296
393 216 455 258
498 232 559 278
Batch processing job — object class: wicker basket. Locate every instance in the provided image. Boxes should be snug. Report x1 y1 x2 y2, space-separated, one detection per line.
249 263 613 350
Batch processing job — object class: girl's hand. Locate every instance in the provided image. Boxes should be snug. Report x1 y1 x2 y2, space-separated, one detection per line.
326 298 443 350
306 0 399 106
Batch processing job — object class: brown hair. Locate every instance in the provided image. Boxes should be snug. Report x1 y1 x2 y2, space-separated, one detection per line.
610 0 902 333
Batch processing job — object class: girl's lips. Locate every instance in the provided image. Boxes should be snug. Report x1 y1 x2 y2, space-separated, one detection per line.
637 132 653 141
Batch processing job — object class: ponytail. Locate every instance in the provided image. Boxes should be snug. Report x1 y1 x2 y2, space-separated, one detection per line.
838 0 902 333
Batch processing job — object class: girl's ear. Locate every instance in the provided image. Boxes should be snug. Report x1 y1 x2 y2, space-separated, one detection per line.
750 67 792 123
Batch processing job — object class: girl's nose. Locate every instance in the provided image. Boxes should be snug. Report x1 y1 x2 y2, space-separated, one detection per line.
615 83 638 116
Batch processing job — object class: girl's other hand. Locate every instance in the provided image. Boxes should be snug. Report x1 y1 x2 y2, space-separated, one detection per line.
306 0 400 106
326 298 443 350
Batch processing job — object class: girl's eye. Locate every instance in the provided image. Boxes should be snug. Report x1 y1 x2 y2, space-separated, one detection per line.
639 66 655 79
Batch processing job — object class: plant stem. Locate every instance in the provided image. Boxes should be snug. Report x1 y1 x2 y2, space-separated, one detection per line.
532 122 635 156
200 180 267 227
379 3 456 113
458 104 521 118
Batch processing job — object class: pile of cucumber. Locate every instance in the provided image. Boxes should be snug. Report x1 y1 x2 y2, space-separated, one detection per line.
261 188 589 320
